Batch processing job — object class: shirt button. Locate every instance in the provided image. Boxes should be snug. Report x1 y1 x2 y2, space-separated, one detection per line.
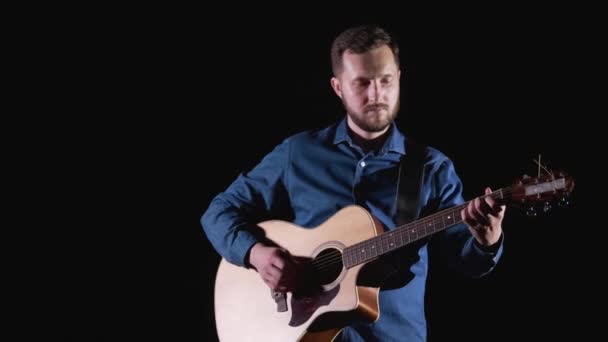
360 161 366 168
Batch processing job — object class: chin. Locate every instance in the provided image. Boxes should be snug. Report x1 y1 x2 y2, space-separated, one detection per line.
366 121 391 132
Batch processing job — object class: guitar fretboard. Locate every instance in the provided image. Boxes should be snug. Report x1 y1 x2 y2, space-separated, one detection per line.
342 188 506 268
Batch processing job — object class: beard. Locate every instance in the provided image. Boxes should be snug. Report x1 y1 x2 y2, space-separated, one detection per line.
343 97 400 133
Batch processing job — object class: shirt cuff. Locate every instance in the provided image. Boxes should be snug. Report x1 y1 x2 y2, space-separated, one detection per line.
473 232 504 256
231 225 261 268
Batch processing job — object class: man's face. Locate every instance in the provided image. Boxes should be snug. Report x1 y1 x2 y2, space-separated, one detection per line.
331 45 401 133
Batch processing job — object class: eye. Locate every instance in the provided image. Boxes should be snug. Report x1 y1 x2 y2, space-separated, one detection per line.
355 79 370 88
381 76 392 85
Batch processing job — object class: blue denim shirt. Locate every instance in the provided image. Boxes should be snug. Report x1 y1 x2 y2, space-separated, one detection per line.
201 118 503 341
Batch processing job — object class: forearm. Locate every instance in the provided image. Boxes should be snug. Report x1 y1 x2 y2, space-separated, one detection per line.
201 196 261 267
437 224 504 278
201 138 290 267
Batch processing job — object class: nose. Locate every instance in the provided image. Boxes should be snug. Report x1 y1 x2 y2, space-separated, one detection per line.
367 80 381 103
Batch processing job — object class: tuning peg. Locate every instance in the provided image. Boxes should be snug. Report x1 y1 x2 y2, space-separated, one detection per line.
543 202 552 213
526 206 537 217
558 197 571 208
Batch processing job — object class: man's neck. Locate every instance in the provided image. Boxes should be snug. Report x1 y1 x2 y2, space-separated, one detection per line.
347 125 391 155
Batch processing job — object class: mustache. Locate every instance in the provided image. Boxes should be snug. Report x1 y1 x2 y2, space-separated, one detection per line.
365 104 389 111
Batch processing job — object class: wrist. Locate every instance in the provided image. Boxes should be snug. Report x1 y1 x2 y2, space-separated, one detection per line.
246 242 266 269
246 242 262 269
475 232 503 253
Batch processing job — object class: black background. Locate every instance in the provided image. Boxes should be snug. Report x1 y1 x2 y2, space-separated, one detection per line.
33 7 596 342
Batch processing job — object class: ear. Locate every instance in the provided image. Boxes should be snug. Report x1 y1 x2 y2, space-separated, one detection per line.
330 77 342 99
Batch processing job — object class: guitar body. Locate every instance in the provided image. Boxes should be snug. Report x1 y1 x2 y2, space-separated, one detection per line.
214 205 385 342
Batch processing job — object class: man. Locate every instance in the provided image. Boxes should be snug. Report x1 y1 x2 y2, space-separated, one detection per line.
202 25 504 341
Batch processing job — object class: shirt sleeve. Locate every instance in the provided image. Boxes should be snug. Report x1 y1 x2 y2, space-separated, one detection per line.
200 139 291 267
428 157 504 278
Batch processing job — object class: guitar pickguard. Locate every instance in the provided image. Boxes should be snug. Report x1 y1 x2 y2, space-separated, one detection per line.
289 285 340 326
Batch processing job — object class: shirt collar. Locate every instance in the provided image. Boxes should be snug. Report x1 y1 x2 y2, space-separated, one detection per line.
332 117 406 155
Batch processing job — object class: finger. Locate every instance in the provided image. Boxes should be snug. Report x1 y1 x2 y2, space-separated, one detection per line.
461 207 476 227
278 275 296 291
483 187 506 216
265 264 282 281
476 196 493 216
275 285 288 292
484 187 496 207
473 198 493 226
262 276 278 290
483 197 502 216
483 187 500 211
270 252 286 271
468 200 489 226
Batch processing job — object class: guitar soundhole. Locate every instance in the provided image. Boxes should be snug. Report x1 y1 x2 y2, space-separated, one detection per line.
311 248 343 286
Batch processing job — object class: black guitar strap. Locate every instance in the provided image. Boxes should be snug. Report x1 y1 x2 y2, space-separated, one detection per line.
395 139 427 226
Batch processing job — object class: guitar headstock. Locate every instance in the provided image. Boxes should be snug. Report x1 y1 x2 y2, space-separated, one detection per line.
507 170 575 216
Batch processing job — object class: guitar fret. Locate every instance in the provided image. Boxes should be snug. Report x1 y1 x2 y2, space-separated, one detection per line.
344 249 350 268
435 216 443 230
419 222 425 238
382 234 388 252
381 234 388 253
382 233 391 252
358 242 364 263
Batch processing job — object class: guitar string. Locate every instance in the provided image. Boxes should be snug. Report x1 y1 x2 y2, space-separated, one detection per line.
309 183 564 271
313 207 472 269
311 196 483 269
315 202 568 273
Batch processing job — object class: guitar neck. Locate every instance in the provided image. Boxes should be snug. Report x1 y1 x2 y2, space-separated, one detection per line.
342 188 508 268
342 203 464 268
342 174 570 268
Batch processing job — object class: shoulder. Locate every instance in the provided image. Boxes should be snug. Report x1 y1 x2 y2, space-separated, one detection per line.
406 139 457 175
424 145 452 165
283 121 339 147
421 145 461 182
406 137 452 166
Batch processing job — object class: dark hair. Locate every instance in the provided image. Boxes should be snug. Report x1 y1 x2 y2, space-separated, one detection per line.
331 25 400 76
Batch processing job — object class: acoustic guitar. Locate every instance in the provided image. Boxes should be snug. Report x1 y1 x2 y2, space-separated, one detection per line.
214 171 574 341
